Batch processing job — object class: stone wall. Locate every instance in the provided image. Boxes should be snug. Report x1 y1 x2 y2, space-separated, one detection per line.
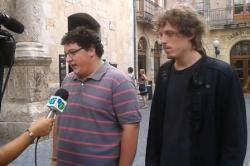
0 0 134 140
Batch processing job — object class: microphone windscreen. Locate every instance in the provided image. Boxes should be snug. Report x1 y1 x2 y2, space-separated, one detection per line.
54 88 69 101
4 17 24 34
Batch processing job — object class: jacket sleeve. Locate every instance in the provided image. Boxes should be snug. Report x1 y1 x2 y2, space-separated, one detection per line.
219 69 247 166
145 66 168 166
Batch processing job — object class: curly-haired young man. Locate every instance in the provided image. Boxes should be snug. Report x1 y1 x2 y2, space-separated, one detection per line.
146 5 247 166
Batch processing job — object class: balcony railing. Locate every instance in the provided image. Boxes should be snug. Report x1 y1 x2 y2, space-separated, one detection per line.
136 0 162 25
204 6 250 29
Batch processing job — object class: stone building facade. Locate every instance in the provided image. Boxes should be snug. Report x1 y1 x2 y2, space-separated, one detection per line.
0 0 135 139
136 0 166 83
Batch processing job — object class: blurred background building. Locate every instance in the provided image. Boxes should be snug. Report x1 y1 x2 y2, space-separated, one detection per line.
0 0 135 139
136 0 166 83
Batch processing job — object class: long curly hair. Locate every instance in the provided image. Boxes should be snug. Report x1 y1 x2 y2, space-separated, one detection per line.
155 4 205 53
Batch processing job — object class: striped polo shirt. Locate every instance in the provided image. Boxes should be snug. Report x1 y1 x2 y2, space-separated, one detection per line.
56 62 141 166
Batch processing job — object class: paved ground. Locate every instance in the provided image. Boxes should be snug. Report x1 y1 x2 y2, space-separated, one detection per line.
2 96 250 166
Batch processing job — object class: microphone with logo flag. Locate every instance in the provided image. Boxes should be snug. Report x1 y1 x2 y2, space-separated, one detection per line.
46 88 69 119
34 88 68 166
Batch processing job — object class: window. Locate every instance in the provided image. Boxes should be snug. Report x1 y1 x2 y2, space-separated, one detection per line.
177 0 189 2
230 40 250 92
234 0 244 14
138 38 147 55
176 0 204 15
137 0 144 13
138 37 147 75
234 0 250 14
231 40 250 56
195 0 204 11
153 42 161 83
247 0 250 12
233 0 250 22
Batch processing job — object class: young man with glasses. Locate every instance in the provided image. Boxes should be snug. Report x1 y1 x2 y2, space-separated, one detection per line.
146 5 247 166
52 26 141 165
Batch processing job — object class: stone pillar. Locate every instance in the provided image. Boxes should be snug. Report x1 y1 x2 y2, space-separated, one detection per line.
0 0 52 139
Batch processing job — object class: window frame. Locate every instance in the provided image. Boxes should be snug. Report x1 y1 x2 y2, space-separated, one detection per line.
233 0 250 21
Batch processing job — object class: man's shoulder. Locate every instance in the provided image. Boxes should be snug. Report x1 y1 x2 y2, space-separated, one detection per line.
161 60 174 67
104 66 129 83
204 56 235 79
160 60 174 71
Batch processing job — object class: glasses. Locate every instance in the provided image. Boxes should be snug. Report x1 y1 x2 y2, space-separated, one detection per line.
159 30 180 38
64 47 83 58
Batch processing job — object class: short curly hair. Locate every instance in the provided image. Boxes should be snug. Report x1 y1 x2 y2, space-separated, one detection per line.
61 26 104 58
155 5 205 52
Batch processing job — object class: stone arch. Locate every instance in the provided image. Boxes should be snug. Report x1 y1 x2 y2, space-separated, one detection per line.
153 41 161 82
67 13 100 34
226 36 250 61
230 40 250 93
138 36 149 76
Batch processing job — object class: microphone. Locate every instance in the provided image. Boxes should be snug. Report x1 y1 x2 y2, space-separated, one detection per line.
0 12 24 34
34 89 68 166
46 88 69 119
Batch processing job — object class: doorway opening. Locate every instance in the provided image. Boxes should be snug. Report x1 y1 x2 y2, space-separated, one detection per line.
230 40 250 93
138 37 147 76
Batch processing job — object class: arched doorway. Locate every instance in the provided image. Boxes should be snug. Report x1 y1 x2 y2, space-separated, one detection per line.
230 40 250 93
68 13 100 33
153 41 162 82
138 37 147 75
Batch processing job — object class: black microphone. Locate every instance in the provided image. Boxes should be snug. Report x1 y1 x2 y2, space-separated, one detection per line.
0 12 24 34
46 88 69 119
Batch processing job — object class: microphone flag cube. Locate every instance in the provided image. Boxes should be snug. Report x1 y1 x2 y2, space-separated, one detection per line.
47 96 67 112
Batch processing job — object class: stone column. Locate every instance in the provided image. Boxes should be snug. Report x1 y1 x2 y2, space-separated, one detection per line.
0 0 52 139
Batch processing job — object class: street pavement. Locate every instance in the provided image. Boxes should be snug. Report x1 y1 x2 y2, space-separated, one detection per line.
3 97 250 166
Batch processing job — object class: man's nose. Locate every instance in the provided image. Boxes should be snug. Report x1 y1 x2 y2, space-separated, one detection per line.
160 35 167 44
65 54 72 62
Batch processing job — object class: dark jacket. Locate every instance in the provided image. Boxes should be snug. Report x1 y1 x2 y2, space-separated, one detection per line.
146 55 247 166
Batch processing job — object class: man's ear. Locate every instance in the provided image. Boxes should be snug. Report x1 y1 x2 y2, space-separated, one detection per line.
88 47 95 57
187 33 195 41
